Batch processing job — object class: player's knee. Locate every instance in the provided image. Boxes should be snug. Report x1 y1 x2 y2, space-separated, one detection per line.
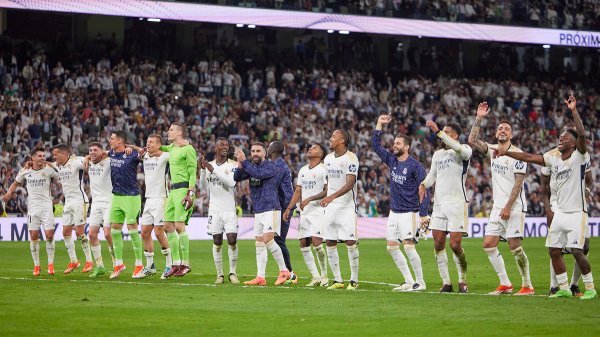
571 248 585 259
213 237 223 246
449 241 462 253
583 239 590 255
549 248 562 259
227 238 237 246
46 233 54 241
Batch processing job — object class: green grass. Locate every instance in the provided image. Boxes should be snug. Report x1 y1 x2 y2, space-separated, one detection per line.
1 238 599 337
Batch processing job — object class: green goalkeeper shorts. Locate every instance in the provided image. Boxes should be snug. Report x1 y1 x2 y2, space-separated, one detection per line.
110 194 141 225
164 188 193 224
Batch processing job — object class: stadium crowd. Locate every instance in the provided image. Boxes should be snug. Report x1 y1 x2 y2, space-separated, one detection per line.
193 0 600 30
1 36 600 219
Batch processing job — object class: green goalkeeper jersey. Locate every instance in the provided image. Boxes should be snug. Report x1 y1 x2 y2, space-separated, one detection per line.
160 144 197 187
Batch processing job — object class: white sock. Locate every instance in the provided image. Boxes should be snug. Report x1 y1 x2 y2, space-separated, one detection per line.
435 249 451 285
327 245 342 283
92 245 104 268
484 247 511 286
266 239 288 271
30 240 40 266
404 244 424 285
64 236 78 263
228 244 238 275
78 234 93 262
314 244 328 278
144 251 154 268
161 248 172 267
388 245 414 284
46 240 55 264
255 241 267 278
453 249 468 283
511 247 531 288
213 244 223 276
301 246 320 278
347 244 359 283
549 258 558 288
108 246 115 261
556 272 569 291
582 272 595 291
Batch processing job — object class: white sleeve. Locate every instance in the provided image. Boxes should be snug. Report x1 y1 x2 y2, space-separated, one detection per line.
15 170 26 184
540 166 551 176
212 164 236 188
513 158 527 175
422 152 438 188
438 131 472 160
346 154 359 177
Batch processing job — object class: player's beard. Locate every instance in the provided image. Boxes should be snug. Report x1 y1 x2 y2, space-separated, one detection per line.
252 156 262 164
393 149 404 157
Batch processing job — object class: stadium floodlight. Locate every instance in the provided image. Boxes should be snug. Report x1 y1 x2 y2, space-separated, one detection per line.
247 24 256 28
543 44 551 49
147 18 161 22
339 30 349 34
236 23 244 27
327 30 334 33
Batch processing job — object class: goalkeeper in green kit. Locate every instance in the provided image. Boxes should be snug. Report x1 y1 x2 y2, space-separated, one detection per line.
161 122 198 278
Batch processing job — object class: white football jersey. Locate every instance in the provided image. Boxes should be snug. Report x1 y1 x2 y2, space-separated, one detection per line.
200 159 237 212
88 157 113 204
297 163 327 211
423 145 472 205
15 166 59 211
54 156 89 204
324 150 359 209
486 143 527 211
143 152 170 198
543 149 589 212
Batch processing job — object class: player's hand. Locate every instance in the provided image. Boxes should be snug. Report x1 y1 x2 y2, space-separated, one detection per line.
283 209 291 222
138 147 147 157
425 120 439 133
493 147 507 158
234 149 246 162
377 114 392 126
180 139 190 146
181 194 193 211
419 215 431 229
124 147 133 155
500 207 511 220
300 199 310 210
564 95 577 111
546 209 554 227
320 195 334 207
418 184 426 203
1 194 9 203
24 161 33 169
476 102 490 118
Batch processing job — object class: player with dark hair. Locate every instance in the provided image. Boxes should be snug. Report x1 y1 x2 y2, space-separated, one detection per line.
320 129 360 290
2 148 59 276
284 143 329 286
468 102 534 296
419 120 472 293
200 137 240 284
374 114 430 292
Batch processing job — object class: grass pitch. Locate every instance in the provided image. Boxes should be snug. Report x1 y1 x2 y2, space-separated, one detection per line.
1 238 599 337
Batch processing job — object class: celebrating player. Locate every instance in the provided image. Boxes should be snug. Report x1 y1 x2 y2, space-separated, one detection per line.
234 143 290 286
52 143 93 274
373 114 430 292
283 143 329 287
468 102 534 296
2 147 59 276
107 131 144 279
200 137 240 284
161 122 198 278
496 96 596 300
138 134 172 278
419 121 472 293
86 142 115 277
320 130 360 290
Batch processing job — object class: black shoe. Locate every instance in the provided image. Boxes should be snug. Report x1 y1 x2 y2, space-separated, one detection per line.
439 284 453 293
570 284 582 296
549 287 559 295
459 282 468 293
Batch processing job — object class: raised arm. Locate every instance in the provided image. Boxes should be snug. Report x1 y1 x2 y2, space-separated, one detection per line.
210 163 237 188
427 120 472 160
565 95 587 154
241 160 279 180
233 166 250 182
467 102 490 154
372 114 394 165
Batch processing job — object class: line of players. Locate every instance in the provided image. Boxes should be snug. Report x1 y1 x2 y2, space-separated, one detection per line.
2 96 596 298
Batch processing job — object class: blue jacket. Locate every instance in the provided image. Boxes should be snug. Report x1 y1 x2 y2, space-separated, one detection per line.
234 159 281 213
372 130 430 216
273 158 294 212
